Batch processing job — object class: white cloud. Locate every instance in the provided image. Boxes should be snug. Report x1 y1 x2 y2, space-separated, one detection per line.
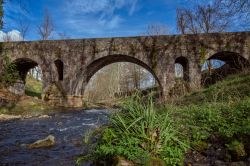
61 0 138 35
107 15 123 29
65 0 137 16
0 30 23 42
128 0 138 16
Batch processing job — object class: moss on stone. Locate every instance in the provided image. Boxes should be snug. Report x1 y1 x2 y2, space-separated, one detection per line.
226 140 247 160
199 47 207 65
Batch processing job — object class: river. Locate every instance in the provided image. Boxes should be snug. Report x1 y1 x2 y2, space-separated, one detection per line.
0 109 110 166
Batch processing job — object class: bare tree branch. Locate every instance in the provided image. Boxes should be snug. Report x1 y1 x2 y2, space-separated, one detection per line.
17 18 29 40
37 9 54 40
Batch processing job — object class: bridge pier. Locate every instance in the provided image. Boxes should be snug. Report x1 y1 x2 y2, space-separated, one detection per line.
189 60 202 90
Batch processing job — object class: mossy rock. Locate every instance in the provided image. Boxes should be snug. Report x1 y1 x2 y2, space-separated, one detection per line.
28 135 56 149
113 156 135 166
146 157 165 166
193 141 209 152
226 140 247 160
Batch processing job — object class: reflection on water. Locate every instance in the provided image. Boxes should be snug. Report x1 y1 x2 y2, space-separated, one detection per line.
0 109 109 166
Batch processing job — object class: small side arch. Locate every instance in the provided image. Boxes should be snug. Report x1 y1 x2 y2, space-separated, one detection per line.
54 59 64 81
175 56 189 82
13 58 39 82
9 58 44 96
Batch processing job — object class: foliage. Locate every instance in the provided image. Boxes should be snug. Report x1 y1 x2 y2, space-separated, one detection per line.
0 55 19 87
78 94 188 165
226 140 247 159
199 47 207 65
78 72 250 165
25 75 42 98
0 0 3 29
176 72 250 105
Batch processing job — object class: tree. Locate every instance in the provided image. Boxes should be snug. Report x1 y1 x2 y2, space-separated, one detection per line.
176 2 230 75
58 32 70 39
17 18 29 40
0 0 3 29
177 0 250 34
142 23 169 36
217 0 250 30
37 9 54 40
176 3 229 34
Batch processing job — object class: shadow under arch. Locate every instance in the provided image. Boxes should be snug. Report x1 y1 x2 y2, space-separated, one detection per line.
202 51 250 86
79 54 162 96
207 51 250 70
54 59 64 81
10 58 44 97
13 58 41 82
175 56 189 81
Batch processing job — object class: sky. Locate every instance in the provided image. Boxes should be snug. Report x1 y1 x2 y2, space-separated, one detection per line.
3 0 193 40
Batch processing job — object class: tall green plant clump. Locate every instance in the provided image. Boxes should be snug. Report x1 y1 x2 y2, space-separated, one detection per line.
78 95 189 165
0 0 19 87
0 55 19 87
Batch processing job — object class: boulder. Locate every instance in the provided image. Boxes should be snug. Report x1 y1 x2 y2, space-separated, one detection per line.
0 114 21 121
147 157 165 166
227 140 246 160
28 135 55 149
229 161 247 166
38 115 51 119
113 156 135 166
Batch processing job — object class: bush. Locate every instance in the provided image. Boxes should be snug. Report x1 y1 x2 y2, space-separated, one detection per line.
78 72 250 165
78 95 188 165
0 55 19 87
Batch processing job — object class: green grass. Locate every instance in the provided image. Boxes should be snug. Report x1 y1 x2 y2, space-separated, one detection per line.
176 72 250 105
25 75 42 98
77 72 250 165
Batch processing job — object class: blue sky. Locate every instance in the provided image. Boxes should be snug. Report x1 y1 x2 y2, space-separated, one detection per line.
4 0 197 40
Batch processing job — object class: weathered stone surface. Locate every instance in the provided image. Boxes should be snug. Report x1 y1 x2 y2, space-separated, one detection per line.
0 114 21 121
28 135 55 149
38 115 51 119
229 161 247 166
0 32 249 107
8 80 25 95
113 156 135 166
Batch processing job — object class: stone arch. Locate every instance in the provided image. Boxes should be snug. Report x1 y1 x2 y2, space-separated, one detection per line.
74 54 162 96
202 51 250 85
13 58 40 82
54 59 64 81
9 58 44 96
207 51 250 70
174 56 189 81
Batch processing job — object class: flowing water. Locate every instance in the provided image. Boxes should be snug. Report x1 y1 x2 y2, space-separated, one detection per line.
0 109 110 166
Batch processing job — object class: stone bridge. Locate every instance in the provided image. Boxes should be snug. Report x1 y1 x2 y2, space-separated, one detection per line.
0 31 249 107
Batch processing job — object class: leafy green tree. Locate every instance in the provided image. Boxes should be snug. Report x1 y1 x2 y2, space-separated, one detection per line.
0 0 3 29
0 55 19 87
0 0 19 88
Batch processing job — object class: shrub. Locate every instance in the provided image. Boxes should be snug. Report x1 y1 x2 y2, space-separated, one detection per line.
0 55 19 87
78 94 189 165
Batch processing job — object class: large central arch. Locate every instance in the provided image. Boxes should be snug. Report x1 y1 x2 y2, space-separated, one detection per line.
73 54 162 96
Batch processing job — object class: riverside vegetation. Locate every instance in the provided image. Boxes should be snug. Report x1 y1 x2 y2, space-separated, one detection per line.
0 64 53 116
77 72 250 165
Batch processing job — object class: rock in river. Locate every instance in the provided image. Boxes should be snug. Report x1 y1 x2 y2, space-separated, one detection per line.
0 114 21 121
28 135 55 149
